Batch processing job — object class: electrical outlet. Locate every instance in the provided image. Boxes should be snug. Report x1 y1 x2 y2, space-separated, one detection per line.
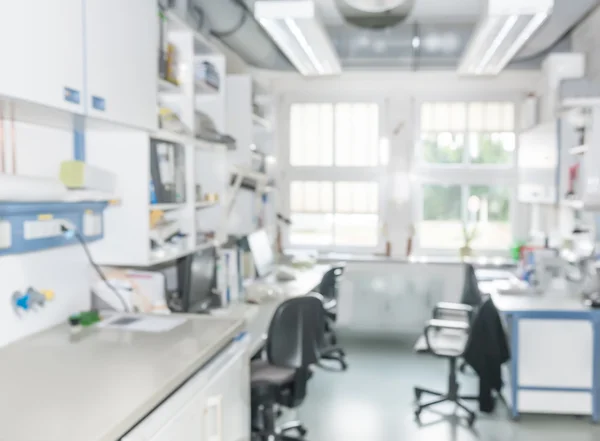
83 212 102 237
0 221 12 249
23 220 64 240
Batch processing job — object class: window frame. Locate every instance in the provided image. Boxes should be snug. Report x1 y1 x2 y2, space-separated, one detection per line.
413 97 520 256
280 95 388 253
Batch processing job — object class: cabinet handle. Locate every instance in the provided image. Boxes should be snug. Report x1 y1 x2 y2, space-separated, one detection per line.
204 395 223 441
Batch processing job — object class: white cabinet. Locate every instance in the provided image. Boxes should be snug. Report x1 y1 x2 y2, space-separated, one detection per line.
0 0 84 113
123 340 250 441
200 339 250 441
339 262 466 334
85 0 157 130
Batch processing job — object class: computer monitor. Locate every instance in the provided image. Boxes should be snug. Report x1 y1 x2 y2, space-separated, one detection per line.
177 246 216 313
247 229 275 278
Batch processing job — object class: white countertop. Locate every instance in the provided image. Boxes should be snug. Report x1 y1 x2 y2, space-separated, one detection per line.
0 314 245 441
492 291 590 313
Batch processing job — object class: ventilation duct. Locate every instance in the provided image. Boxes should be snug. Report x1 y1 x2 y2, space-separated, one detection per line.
334 0 415 28
329 24 473 69
191 0 597 72
192 0 291 70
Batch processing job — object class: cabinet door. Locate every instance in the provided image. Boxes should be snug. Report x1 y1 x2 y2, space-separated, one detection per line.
145 394 204 441
85 0 157 130
0 0 84 113
201 344 250 441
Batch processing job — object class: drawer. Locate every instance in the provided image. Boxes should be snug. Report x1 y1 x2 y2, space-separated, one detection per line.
518 390 592 415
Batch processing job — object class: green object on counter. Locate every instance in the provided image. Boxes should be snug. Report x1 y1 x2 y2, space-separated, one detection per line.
510 240 526 261
69 311 101 327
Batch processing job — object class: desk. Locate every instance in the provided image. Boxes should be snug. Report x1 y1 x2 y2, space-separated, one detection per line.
491 290 600 422
0 315 247 441
219 265 331 356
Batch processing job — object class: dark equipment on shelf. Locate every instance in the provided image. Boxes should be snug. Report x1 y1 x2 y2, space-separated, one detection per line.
175 246 219 313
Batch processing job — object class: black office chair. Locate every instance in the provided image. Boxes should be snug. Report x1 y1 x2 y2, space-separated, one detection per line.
316 264 347 368
251 296 323 441
414 302 478 427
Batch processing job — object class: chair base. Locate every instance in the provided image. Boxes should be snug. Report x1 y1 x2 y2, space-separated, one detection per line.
252 403 308 441
414 358 477 427
414 387 477 427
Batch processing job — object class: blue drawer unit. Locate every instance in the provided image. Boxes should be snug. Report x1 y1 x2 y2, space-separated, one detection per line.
0 202 108 256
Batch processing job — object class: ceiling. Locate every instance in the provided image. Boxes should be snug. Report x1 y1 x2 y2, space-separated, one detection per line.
314 0 482 24
196 0 599 72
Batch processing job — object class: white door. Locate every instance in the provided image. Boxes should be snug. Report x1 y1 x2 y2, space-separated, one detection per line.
84 0 157 130
0 0 84 113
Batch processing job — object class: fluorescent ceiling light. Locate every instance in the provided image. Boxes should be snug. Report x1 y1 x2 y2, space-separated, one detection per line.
254 0 342 76
459 0 553 75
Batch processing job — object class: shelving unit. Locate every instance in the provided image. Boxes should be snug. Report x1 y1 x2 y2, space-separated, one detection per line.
82 6 231 267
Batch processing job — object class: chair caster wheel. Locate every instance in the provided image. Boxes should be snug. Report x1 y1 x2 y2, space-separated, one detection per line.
298 426 308 437
467 414 476 427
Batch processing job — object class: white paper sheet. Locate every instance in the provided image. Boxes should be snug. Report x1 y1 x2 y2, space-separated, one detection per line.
99 315 187 333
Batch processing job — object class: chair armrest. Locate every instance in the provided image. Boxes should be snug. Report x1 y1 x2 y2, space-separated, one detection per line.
433 302 474 321
424 319 470 356
428 319 470 331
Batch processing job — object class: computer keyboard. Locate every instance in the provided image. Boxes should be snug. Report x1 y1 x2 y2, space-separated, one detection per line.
275 265 298 281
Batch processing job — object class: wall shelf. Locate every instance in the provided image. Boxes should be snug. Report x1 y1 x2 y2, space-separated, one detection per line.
159 78 181 93
152 130 217 151
562 199 584 210
252 113 272 131
196 80 219 95
569 145 589 155
195 201 219 209
149 203 186 211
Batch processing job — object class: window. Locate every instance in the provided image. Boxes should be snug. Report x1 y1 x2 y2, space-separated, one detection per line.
290 103 380 167
420 102 515 165
419 184 511 250
417 101 515 251
287 102 382 249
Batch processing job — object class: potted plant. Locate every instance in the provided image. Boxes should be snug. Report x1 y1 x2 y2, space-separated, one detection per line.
460 222 477 259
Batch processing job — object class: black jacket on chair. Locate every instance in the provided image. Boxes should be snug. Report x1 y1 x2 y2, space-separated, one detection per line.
462 299 510 412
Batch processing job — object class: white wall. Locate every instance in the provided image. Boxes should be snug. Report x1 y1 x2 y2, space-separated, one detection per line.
271 70 541 255
0 122 92 347
573 5 600 82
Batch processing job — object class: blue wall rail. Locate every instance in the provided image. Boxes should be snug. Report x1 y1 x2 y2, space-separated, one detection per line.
0 202 107 256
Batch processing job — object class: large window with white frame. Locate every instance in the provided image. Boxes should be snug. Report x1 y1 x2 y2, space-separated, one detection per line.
417 101 516 251
286 102 384 249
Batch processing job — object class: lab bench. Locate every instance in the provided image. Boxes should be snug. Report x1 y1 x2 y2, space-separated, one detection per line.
0 314 247 441
490 290 600 422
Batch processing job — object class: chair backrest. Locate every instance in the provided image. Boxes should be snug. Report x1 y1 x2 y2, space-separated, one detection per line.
266 296 323 369
461 263 483 307
308 292 329 352
319 264 345 301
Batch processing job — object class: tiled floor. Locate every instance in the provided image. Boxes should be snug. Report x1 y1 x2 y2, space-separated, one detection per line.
298 337 600 441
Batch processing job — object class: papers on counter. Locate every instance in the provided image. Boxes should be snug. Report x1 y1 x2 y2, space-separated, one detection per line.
98 315 187 333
